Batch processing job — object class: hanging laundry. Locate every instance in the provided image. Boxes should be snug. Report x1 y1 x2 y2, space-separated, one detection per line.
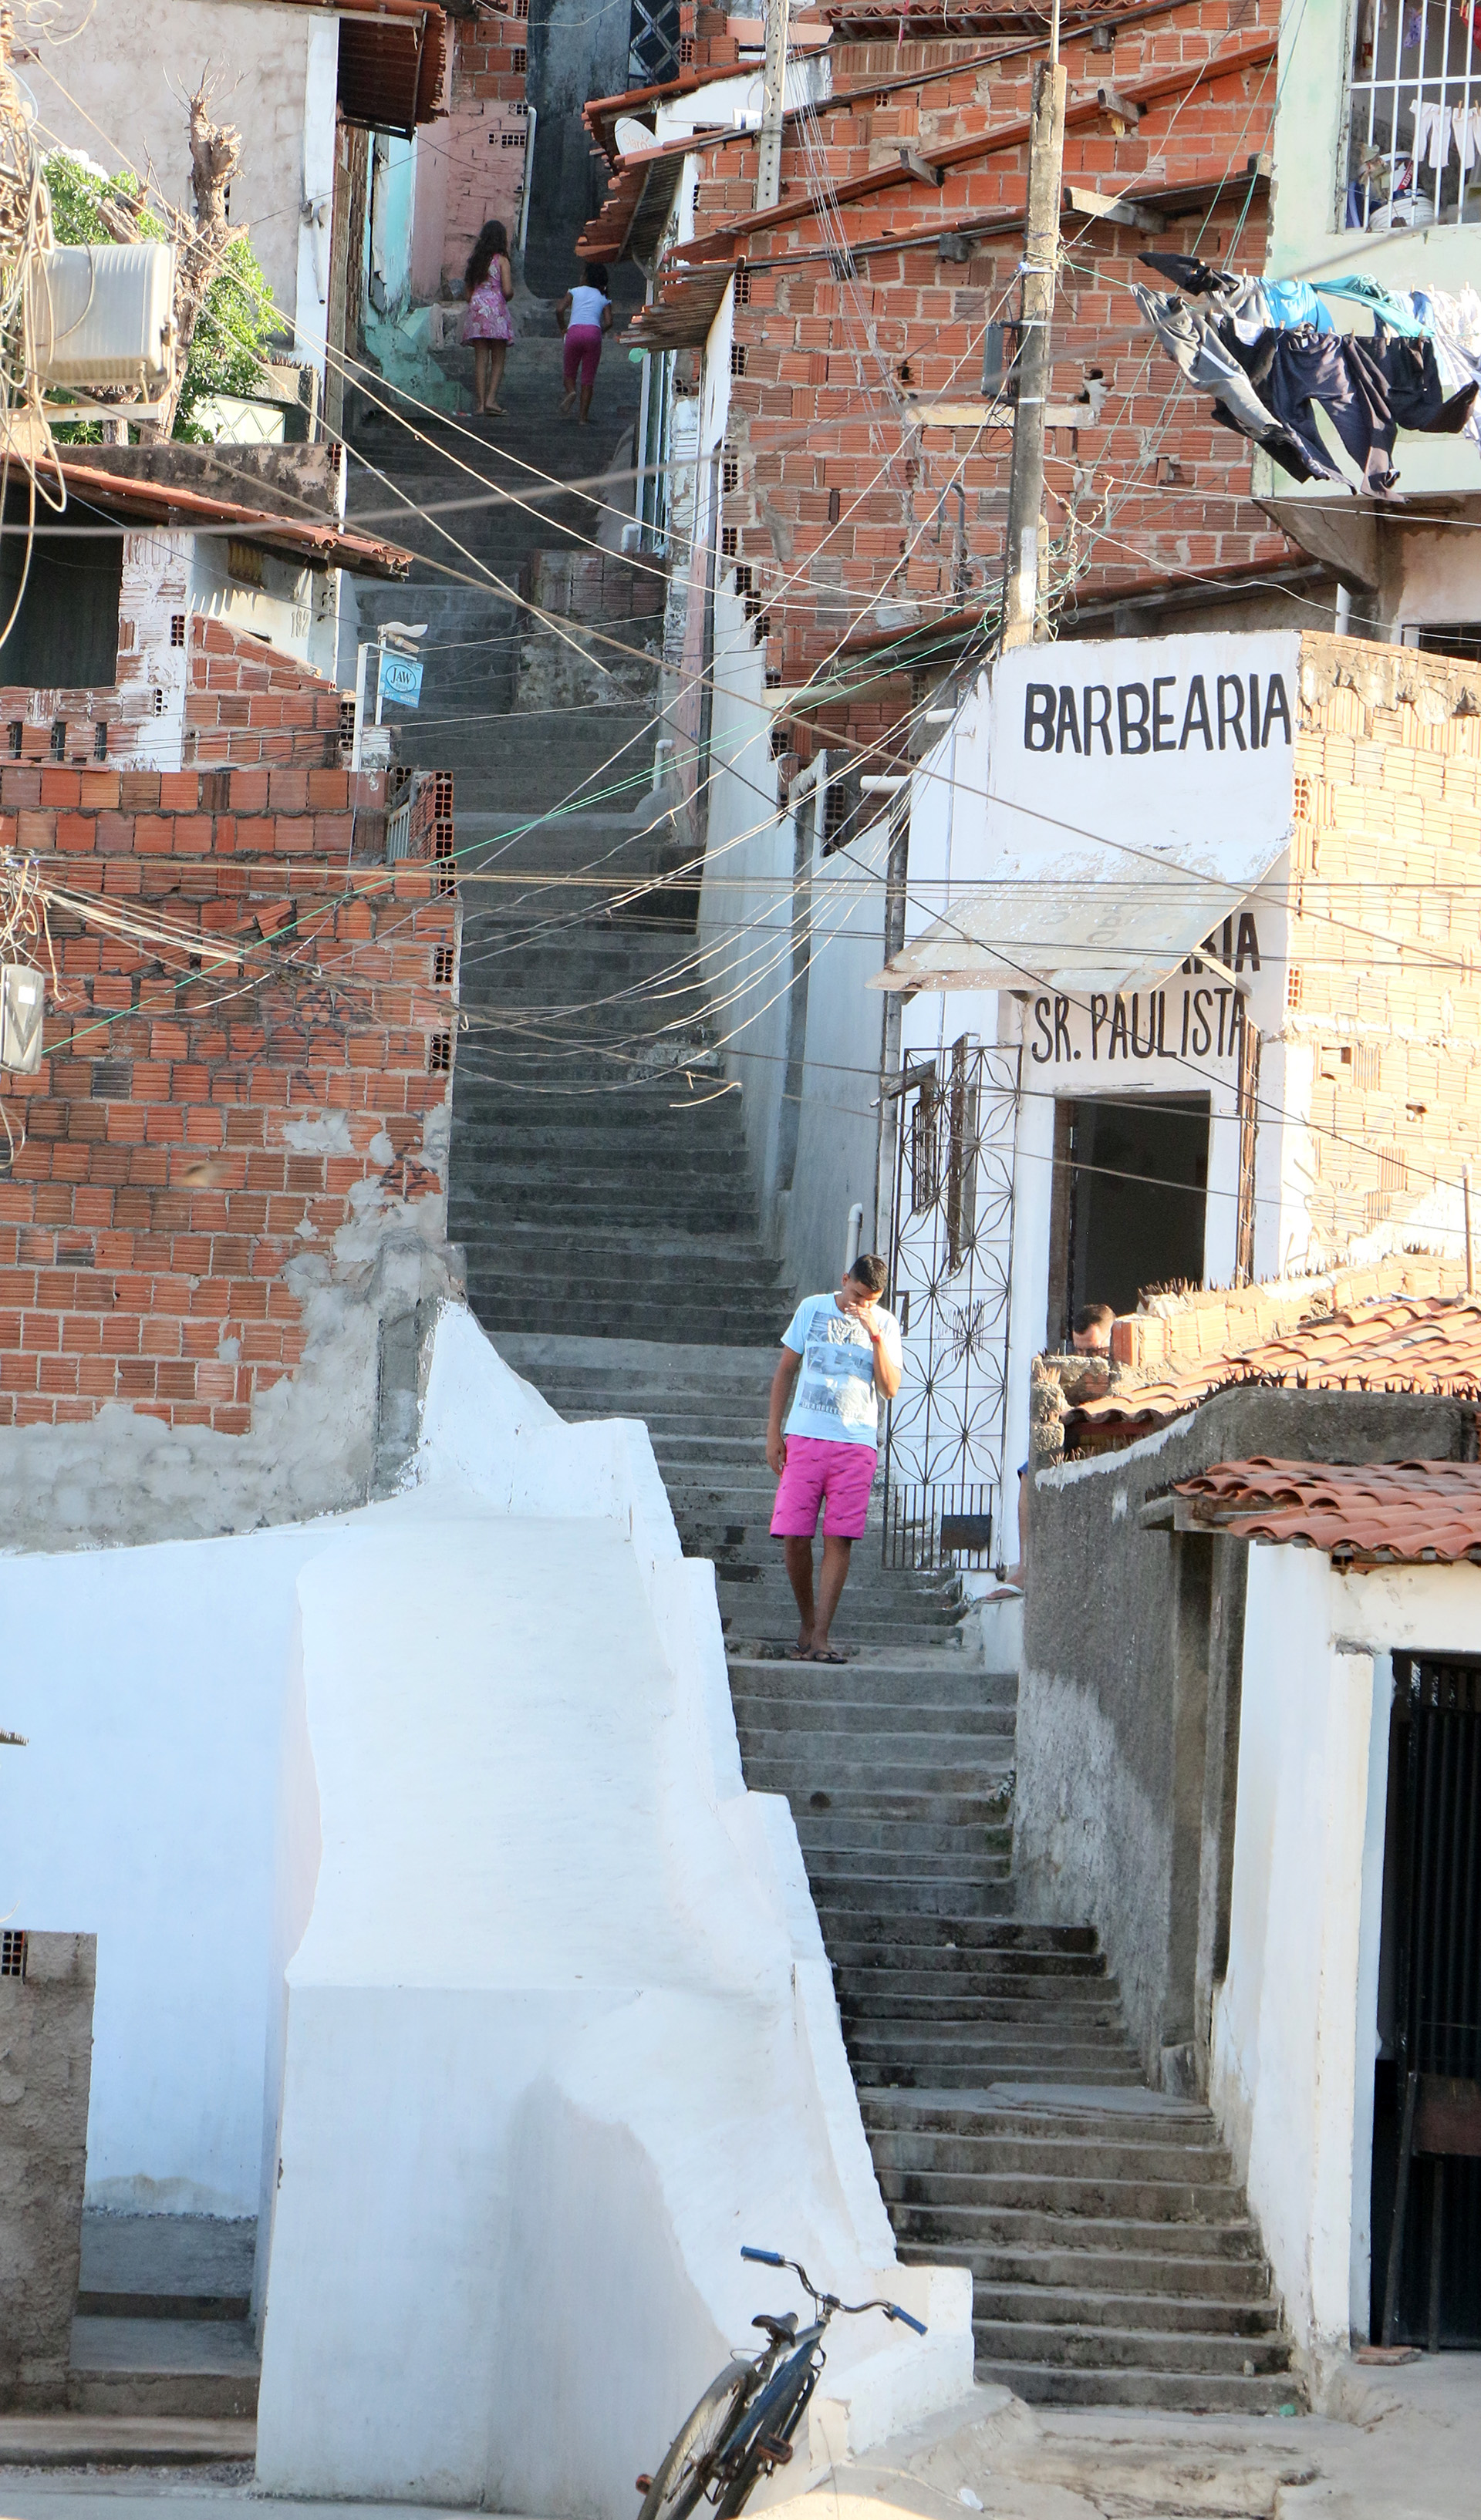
1263 278 1337 332
1348 329 1476 436
1313 273 1432 335
1456 101 1481 174
1406 97 1452 170
1136 254 1334 331
1251 327 1401 493
1131 287 1320 480
1402 284 1481 446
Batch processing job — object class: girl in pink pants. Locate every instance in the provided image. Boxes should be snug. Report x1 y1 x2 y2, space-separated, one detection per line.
557 264 613 423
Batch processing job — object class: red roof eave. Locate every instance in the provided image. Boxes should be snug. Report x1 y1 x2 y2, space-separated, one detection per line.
59 462 413 581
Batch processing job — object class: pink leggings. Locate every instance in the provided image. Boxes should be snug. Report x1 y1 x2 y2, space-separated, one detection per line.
563 325 602 390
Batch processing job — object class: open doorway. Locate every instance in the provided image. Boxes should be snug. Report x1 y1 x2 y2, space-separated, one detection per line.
1046 1093 1210 1345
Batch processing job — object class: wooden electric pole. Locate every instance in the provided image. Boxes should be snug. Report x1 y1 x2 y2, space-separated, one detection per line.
1000 33 1067 649
756 0 791 211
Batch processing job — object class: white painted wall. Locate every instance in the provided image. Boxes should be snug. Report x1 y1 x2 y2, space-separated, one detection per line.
255 1310 973 2505
29 0 330 355
1212 1545 1481 2383
0 1300 973 2491
0 1519 326 2214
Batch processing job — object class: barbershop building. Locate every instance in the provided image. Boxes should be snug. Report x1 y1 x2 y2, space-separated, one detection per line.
878 627 1481 1568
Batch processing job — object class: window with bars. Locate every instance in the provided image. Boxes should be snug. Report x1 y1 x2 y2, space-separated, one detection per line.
1346 0 1481 231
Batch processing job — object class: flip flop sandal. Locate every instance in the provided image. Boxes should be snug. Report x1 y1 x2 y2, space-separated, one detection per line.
809 1648 849 1664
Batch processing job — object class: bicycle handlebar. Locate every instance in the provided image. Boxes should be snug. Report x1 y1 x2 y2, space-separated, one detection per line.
740 2249 928 2337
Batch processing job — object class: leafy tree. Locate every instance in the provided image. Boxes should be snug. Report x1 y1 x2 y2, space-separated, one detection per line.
42 150 279 441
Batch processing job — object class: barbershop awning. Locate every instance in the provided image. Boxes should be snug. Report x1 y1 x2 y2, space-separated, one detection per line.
869 829 1290 996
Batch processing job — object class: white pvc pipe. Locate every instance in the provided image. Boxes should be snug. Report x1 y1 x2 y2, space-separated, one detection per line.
845 1202 864 1272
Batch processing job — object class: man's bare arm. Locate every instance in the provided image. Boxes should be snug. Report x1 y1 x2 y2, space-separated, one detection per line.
767 1347 801 1474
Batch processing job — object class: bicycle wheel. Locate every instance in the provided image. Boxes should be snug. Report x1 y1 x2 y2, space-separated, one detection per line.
713 2353 819 2520
637 2361 755 2520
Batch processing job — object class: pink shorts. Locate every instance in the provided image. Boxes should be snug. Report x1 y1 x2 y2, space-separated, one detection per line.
770 1435 877 1541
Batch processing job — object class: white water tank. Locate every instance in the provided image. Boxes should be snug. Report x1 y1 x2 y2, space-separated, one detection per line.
28 242 176 393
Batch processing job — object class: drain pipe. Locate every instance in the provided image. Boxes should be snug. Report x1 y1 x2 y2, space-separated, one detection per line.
844 1202 864 1272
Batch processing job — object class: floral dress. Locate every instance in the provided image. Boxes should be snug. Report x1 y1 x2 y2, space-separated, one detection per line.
461 267 513 345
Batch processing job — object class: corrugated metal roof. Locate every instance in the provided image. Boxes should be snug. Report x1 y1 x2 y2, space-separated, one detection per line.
1170 1456 1481 1567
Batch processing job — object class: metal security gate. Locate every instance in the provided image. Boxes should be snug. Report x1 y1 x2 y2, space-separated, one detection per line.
1378 1655 1481 2349
882 1039 1020 1570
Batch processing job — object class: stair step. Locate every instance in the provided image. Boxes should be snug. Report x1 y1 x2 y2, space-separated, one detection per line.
67 2319 259 2419
970 2316 1290 2377
971 2358 1301 2413
968 2282 1279 2336
877 2169 1250 2220
899 2241 1274 2297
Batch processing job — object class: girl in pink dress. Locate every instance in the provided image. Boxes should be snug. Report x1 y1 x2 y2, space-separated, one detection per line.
460 221 514 418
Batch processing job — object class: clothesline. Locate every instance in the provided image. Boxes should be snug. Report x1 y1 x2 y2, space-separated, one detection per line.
1133 254 1481 494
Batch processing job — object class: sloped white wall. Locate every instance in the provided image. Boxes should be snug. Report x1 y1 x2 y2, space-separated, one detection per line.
252 1311 972 2509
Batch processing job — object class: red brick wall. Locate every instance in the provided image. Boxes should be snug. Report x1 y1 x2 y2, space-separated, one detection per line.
0 765 456 1433
443 8 532 288
683 4 1293 736
187 615 348 768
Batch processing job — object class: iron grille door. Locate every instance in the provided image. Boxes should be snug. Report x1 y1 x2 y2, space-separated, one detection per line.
1379 1656 1481 2348
882 1040 1019 1571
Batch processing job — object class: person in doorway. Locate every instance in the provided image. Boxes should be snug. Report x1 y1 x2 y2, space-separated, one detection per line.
557 263 614 423
461 220 514 418
766 1254 903 1663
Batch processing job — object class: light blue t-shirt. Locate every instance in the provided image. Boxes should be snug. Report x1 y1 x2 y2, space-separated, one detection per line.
781 1292 903 1450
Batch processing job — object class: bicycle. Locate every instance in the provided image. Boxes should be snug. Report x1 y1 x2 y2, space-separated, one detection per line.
634 2247 928 2520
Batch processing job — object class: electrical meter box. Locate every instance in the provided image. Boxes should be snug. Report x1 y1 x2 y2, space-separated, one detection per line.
0 964 44 1073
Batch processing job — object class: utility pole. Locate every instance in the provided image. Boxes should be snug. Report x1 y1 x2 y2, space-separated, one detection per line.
1000 8 1067 649
755 0 791 212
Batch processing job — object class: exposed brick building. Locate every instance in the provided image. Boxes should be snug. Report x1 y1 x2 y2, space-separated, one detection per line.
584 2 1328 779
0 758 455 1432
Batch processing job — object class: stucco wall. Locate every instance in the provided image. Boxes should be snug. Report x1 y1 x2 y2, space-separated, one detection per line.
255 1308 973 2505
1019 1385 1470 2083
31 0 325 347
0 1302 973 2494
1212 1548 1481 2380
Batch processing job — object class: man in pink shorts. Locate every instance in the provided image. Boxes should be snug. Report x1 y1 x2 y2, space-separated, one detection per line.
765 1253 903 1663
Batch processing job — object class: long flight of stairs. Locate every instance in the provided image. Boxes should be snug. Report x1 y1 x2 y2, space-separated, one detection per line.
357 305 1297 2417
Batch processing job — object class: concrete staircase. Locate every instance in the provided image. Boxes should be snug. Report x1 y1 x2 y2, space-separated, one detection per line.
70 2212 258 2417
354 305 1297 2419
